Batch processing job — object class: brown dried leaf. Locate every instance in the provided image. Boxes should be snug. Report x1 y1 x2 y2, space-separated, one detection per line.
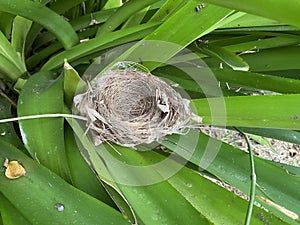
3 158 26 179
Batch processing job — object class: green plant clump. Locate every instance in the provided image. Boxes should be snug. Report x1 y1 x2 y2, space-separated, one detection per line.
0 0 299 225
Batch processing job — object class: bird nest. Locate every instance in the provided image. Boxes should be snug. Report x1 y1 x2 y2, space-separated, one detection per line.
74 61 198 148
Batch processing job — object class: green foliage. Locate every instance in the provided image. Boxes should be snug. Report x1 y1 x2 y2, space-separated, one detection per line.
0 0 299 224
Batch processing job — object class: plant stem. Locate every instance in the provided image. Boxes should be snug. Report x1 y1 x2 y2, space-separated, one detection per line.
0 114 87 123
0 91 17 108
235 127 256 225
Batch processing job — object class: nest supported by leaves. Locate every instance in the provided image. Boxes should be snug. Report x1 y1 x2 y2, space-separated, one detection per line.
74 62 198 148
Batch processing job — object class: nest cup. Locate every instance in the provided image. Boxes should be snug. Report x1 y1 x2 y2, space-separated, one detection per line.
74 61 196 148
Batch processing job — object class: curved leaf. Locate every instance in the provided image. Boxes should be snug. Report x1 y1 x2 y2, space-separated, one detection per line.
167 163 288 225
238 127 300 145
0 12 15 37
68 119 210 225
18 71 70 180
42 23 159 70
11 16 32 63
154 65 300 95
64 125 116 208
96 0 159 36
0 31 26 81
49 0 87 14
63 60 85 107
149 0 188 22
0 193 31 225
161 131 300 224
118 2 234 72
205 0 300 28
0 96 25 151
197 42 249 71
0 0 78 49
0 141 130 225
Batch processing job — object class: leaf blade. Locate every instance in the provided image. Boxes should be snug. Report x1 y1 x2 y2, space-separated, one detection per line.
0 141 130 225
18 71 71 180
192 94 300 129
161 131 300 224
0 0 78 49
205 0 300 28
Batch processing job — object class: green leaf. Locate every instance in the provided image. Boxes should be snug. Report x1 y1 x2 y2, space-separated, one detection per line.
13 78 27 93
210 68 300 94
30 8 115 52
203 47 300 73
0 141 130 225
247 133 273 147
18 71 71 180
0 12 15 38
94 146 211 225
49 0 86 14
69 117 290 224
192 94 300 129
66 119 139 224
24 0 90 51
242 46 300 72
0 0 78 49
220 13 282 28
127 142 288 224
83 0 106 12
238 127 300 145
216 25 300 33
205 0 300 28
103 0 122 9
196 42 249 71
68 119 210 225
161 131 300 224
70 8 114 31
0 31 26 81
63 60 85 107
42 23 159 71
64 125 117 208
152 65 227 97
0 96 25 151
167 164 288 225
153 65 300 100
224 36 300 53
149 0 188 22
96 0 160 36
122 6 150 28
11 16 32 64
209 34 264 47
107 2 235 73
0 193 31 225
144 3 233 47
26 42 63 70
0 53 24 81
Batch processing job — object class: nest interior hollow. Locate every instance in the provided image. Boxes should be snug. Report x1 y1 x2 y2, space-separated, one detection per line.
74 62 193 148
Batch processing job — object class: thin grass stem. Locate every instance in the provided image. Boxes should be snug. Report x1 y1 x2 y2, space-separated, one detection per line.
0 114 87 123
234 127 256 225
